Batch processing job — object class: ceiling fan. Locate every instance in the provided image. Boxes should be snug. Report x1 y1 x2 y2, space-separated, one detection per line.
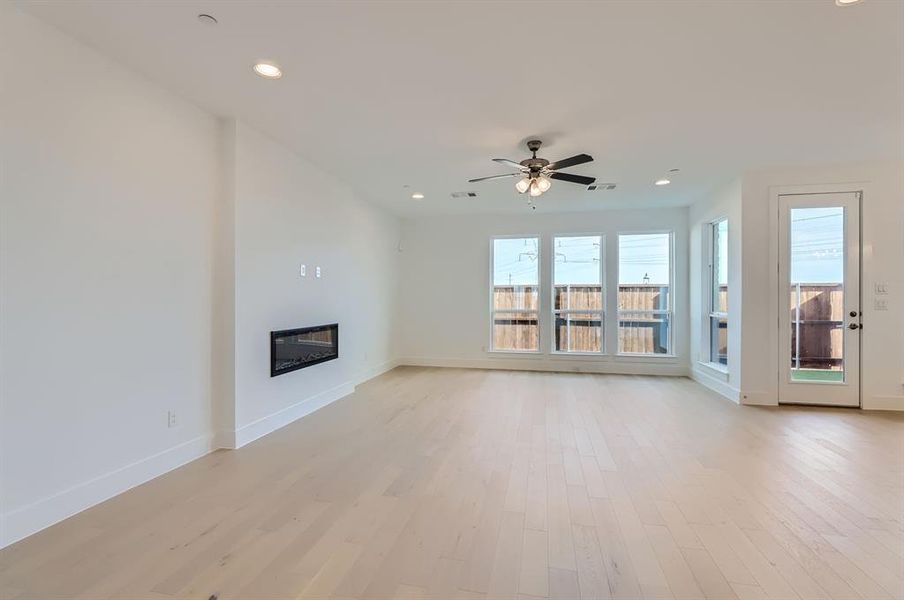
468 139 596 200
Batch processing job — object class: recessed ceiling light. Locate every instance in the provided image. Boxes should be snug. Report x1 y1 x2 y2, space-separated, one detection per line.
253 62 283 79
835 0 863 5
411 192 425 199
197 13 218 25
655 179 671 186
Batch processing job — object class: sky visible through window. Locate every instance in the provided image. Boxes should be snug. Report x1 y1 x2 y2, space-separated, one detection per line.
791 207 844 284
493 238 539 286
493 234 674 286
714 220 728 288
492 213 842 289
618 233 670 285
554 236 600 285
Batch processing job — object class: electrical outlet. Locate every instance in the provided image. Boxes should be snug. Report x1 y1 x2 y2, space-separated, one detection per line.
874 298 888 311
167 410 177 428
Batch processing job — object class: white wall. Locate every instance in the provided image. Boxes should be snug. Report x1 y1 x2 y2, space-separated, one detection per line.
0 7 219 546
739 162 904 410
223 122 400 447
0 7 402 547
397 208 689 375
688 179 742 401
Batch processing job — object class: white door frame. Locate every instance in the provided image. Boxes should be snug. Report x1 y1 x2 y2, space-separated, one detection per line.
766 183 870 407
777 192 861 406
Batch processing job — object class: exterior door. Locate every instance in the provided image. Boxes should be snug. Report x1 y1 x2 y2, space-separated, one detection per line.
778 192 860 406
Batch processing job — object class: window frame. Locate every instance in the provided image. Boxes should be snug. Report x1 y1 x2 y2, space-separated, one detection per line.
550 233 606 355
489 234 542 354
616 230 675 357
706 218 729 369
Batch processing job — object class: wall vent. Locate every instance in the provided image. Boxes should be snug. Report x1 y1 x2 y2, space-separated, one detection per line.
587 183 617 191
451 191 479 198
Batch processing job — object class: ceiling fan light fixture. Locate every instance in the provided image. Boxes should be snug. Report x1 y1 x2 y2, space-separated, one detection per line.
654 178 671 186
253 62 283 79
470 140 594 200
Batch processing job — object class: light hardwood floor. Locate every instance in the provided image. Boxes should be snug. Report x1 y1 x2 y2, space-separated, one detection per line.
1 367 903 600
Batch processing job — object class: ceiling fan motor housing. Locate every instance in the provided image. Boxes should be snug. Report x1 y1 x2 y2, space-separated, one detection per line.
520 158 549 175
522 140 549 175
467 138 595 189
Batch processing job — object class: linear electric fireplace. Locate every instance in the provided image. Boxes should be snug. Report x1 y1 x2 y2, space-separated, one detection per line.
270 323 338 377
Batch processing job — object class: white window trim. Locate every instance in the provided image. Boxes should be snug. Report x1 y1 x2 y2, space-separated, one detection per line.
489 235 542 354
704 218 729 369
697 360 729 379
550 233 606 355
615 230 675 357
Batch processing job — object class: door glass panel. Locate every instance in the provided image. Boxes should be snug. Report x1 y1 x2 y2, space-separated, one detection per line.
789 207 845 382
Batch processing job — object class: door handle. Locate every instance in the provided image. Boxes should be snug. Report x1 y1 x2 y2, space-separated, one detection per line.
848 323 860 330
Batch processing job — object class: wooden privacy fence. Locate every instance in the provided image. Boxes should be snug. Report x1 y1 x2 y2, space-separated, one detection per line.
790 283 843 370
492 283 842 361
615 285 670 354
493 284 671 353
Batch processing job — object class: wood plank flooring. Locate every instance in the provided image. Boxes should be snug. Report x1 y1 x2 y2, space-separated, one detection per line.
1 367 902 599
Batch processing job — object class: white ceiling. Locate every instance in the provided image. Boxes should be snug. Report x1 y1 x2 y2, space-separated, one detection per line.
22 0 904 216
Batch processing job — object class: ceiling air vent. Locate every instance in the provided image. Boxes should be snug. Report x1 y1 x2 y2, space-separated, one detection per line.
587 183 617 191
451 191 479 198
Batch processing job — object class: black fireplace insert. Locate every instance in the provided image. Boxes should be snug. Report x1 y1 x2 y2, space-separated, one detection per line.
270 323 338 377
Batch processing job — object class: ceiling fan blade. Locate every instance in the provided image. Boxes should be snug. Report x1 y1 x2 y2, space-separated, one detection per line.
549 172 596 186
547 153 593 171
468 172 522 183
492 158 527 170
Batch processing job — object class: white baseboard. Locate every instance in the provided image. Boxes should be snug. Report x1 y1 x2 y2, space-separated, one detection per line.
354 358 400 386
227 359 401 450
691 367 740 403
213 429 237 450
863 394 904 411
740 390 778 406
0 434 213 549
736 391 902 411
1 360 402 549
231 381 356 449
398 356 689 377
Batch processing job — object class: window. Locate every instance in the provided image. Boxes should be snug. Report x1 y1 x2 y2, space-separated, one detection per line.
491 237 539 351
553 235 603 353
617 233 672 354
709 219 728 366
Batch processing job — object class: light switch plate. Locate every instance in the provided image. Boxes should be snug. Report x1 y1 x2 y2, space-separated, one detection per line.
874 282 889 294
315 266 321 278
300 264 306 277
